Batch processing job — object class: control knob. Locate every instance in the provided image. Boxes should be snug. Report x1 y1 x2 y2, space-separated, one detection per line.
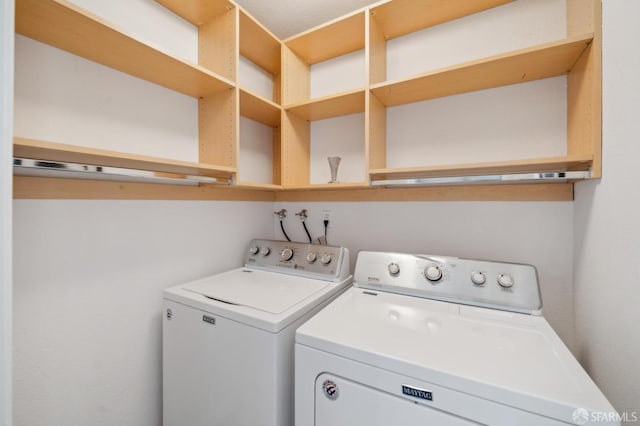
260 247 271 256
249 246 259 255
388 262 400 275
471 271 486 285
281 248 294 261
497 273 514 288
306 252 318 263
320 253 332 265
424 265 443 282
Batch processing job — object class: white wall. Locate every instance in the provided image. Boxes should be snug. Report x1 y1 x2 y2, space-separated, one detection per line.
12 201 274 425
1 0 14 424
273 201 575 347
573 0 640 418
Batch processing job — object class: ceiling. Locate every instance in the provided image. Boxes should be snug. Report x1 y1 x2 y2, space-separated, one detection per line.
233 0 380 39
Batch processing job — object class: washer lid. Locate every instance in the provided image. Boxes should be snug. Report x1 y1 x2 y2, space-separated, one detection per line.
183 268 329 314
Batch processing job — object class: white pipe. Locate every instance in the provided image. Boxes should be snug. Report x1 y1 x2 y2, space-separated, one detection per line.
0 0 14 424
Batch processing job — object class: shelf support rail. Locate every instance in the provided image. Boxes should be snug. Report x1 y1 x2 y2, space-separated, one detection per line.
13 158 232 186
370 171 591 187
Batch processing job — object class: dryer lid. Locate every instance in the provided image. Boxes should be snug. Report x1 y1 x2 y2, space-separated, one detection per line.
296 288 616 422
183 268 329 314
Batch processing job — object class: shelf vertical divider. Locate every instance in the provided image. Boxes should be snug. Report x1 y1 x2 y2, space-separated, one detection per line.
273 125 282 185
282 45 310 106
281 45 311 185
366 9 388 178
368 8 387 86
367 92 387 173
199 88 237 168
271 36 283 185
271 63 283 186
199 3 237 81
281 110 310 186
567 0 602 178
199 5 239 169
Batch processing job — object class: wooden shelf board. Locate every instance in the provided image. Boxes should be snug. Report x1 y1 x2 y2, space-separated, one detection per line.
282 182 370 190
285 89 366 121
239 9 281 74
235 182 282 191
155 0 233 26
16 0 234 98
276 183 574 202
285 10 365 65
371 34 593 107
240 88 281 127
371 0 514 41
369 155 593 180
14 176 276 200
13 175 574 202
14 137 236 179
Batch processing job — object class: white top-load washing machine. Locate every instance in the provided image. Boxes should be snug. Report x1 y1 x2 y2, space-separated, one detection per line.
296 251 618 426
163 239 351 426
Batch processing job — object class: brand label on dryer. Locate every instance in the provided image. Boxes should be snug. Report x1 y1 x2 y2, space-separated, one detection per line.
402 385 433 401
202 315 216 325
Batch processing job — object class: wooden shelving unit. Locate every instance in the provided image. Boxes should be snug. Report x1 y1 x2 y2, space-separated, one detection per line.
12 0 602 201
285 89 365 121
364 0 602 191
171 4 280 189
14 138 236 180
371 34 593 107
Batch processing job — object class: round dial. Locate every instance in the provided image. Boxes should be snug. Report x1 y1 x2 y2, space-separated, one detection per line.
471 271 486 285
306 252 318 263
249 246 259 255
260 247 271 256
281 248 294 261
497 273 514 288
320 253 332 265
388 262 400 275
424 265 443 282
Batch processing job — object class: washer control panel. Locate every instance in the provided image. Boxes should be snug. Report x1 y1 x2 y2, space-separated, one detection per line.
245 239 350 282
354 251 541 314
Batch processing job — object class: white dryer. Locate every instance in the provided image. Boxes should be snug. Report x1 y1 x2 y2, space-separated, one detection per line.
163 239 351 426
296 251 618 426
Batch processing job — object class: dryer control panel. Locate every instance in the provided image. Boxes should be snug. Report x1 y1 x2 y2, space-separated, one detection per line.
245 239 350 283
354 251 542 314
